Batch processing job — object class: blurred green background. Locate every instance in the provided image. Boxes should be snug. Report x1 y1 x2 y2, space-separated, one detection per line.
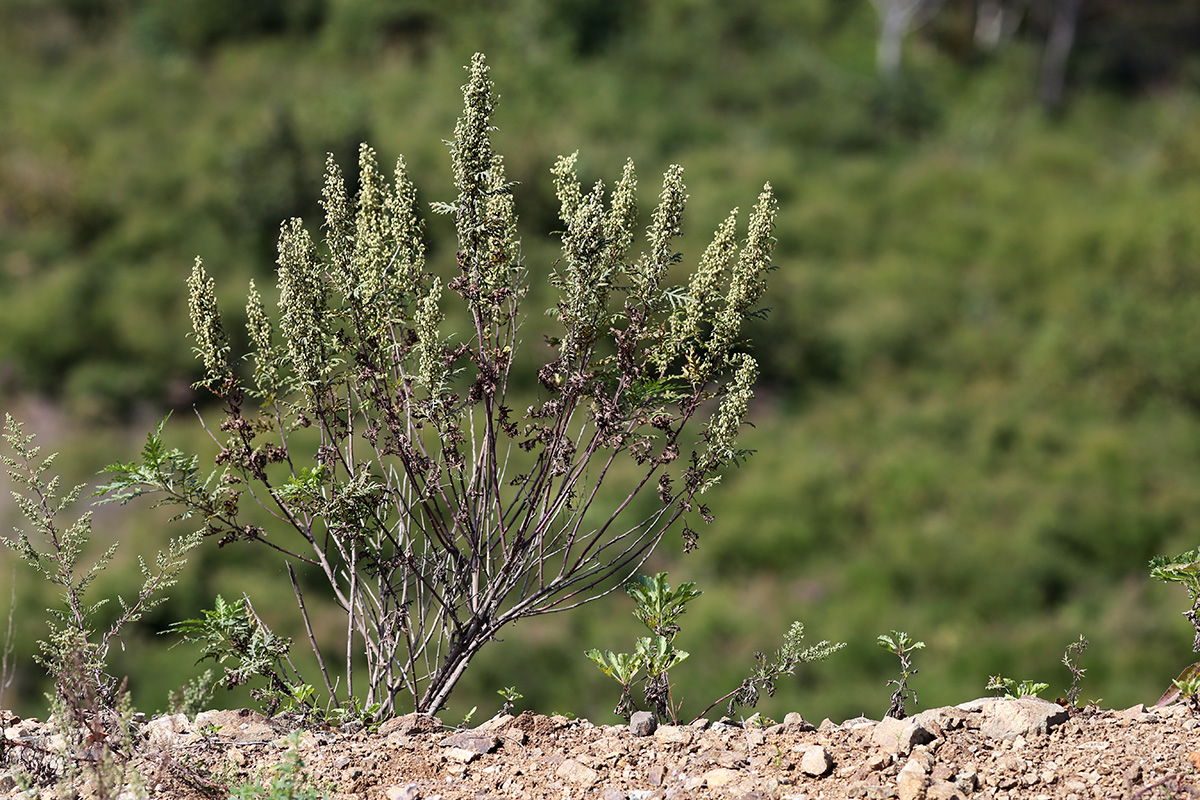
3 0 1200 725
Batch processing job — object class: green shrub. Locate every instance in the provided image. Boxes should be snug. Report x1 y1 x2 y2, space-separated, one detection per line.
100 53 777 717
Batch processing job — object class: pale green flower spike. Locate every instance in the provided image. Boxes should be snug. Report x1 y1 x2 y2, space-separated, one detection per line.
245 279 279 398
354 143 390 305
637 164 687 306
703 352 759 473
603 158 638 270
385 154 426 297
451 53 497 261
659 206 740 375
276 217 327 403
552 151 582 224
708 183 777 364
481 153 520 304
186 257 231 388
321 153 354 299
413 277 446 396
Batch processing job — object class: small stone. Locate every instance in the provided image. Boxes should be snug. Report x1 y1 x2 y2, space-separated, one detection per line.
926 780 965 800
654 725 692 745
954 770 978 793
782 713 815 733
868 752 892 771
955 698 1068 740
872 717 935 755
897 757 929 800
629 711 657 736
647 764 667 786
702 767 742 787
142 713 192 748
439 732 498 754
377 713 443 737
444 747 480 763
557 758 600 786
502 727 528 746
475 713 515 731
384 784 421 800
600 788 626 800
843 716 876 729
799 745 833 777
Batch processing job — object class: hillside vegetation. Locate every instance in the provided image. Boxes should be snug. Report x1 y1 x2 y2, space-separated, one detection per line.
3 0 1200 725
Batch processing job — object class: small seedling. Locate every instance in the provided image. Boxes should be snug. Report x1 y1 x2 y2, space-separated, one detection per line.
458 706 477 728
586 573 697 721
1060 634 1088 708
1172 673 1200 713
589 573 845 724
229 731 331 800
168 594 306 717
625 573 702 639
986 675 1048 699
585 648 645 720
196 722 222 738
1150 549 1200 652
1155 662 1200 709
878 630 925 719
3 415 199 711
497 686 523 715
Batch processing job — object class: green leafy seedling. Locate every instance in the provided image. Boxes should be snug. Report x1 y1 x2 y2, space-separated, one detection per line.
625 573 701 639
878 630 925 719
585 648 643 720
1061 634 1088 708
1151 550 1200 653
1155 662 1200 709
636 635 690 677
589 573 844 724
986 675 1048 699
497 686 523 715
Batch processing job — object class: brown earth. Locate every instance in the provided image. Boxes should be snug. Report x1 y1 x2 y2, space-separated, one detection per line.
4 700 1200 799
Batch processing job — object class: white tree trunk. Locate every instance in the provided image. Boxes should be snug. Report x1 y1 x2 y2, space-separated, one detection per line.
871 0 947 79
1039 0 1083 112
974 0 1025 51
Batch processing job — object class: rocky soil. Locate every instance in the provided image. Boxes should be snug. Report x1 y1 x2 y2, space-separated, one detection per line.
3 698 1200 799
